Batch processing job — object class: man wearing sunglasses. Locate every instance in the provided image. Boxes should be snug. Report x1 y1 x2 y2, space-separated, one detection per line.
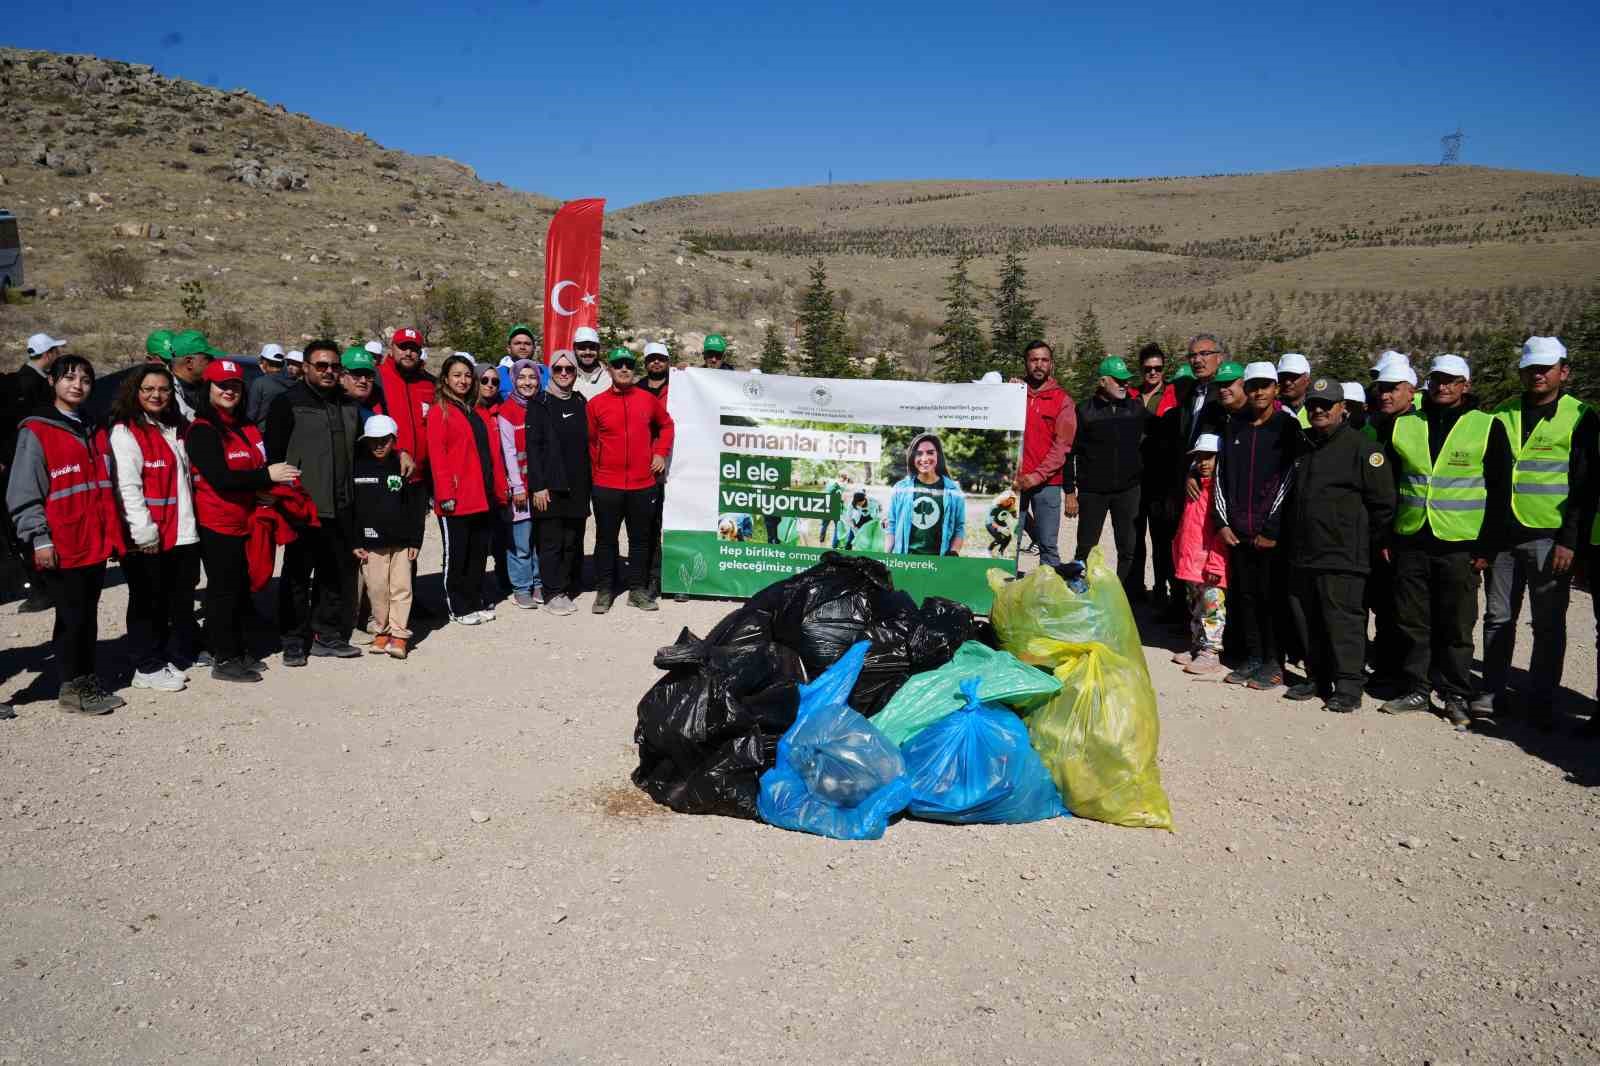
585 348 675 613
571 326 611 400
377 327 434 484
1131 343 1180 610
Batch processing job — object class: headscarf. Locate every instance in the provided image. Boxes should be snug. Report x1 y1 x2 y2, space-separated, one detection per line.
505 358 541 410
545 350 577 400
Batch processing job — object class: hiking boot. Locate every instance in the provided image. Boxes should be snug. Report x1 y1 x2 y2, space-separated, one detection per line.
133 666 185 693
281 642 309 668
1284 682 1319 702
369 635 391 654
60 676 123 715
592 589 615 615
1324 692 1361 714
544 594 576 617
1247 664 1284 691
386 638 408 660
1381 691 1431 715
1183 651 1222 676
211 658 263 683
310 636 361 659
513 590 540 610
629 588 659 611
1443 698 1472 732
1225 658 1264 686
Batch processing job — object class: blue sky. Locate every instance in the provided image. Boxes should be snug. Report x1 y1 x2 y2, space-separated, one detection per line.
14 0 1599 206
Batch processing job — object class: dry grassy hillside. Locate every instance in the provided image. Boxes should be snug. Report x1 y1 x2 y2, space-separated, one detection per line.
2 45 1596 377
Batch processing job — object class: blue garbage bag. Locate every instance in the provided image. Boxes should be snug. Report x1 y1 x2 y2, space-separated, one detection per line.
901 678 1068 824
758 642 913 840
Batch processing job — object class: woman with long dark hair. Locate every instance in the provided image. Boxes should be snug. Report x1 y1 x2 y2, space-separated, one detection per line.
426 353 508 624
886 432 966 556
5 355 127 714
107 364 201 692
186 359 300 683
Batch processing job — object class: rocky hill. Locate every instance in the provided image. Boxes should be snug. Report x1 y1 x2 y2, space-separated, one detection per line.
3 46 1597 376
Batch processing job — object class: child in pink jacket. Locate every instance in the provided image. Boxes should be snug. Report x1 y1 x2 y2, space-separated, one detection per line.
1171 433 1229 675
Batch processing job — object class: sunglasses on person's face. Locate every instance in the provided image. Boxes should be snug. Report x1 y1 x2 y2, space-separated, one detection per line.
1306 400 1335 412
552 365 577 375
309 360 338 372
611 360 637 371
575 344 600 353
1142 365 1163 375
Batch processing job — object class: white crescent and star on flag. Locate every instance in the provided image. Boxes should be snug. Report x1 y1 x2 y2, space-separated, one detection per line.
549 280 598 316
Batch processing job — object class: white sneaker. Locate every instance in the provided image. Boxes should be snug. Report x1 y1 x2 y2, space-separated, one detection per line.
480 606 496 622
133 667 185 692
166 662 189 682
455 611 483 626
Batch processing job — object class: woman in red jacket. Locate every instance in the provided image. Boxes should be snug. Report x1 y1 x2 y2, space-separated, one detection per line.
186 359 300 683
5 355 127 714
427 354 508 625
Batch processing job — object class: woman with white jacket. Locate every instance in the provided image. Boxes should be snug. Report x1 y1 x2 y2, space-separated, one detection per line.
107 364 202 692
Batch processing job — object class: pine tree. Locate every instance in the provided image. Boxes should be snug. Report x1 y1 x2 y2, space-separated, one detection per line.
829 306 857 378
1319 329 1369 386
598 286 632 350
1565 291 1600 407
1066 305 1106 399
931 252 990 383
797 259 841 377
758 321 788 374
990 250 1044 380
870 336 899 380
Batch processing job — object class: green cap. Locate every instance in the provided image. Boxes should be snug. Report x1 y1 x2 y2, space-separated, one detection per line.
145 329 175 361
702 333 727 354
1098 356 1133 382
340 346 376 373
1174 364 1196 381
1213 361 1245 384
607 346 637 365
507 323 536 344
170 329 225 359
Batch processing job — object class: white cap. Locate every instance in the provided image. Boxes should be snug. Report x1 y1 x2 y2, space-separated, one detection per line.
1189 432 1221 454
1429 354 1471 381
364 340 384 356
1242 361 1277 383
454 351 473 362
573 326 600 346
259 343 285 362
361 414 399 440
1376 361 1418 386
643 341 670 359
1276 352 1310 376
1519 336 1566 369
26 333 66 357
286 349 304 364
1371 349 1407 374
1341 382 1367 404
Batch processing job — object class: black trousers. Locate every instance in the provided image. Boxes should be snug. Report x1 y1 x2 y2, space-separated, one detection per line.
1130 485 1178 600
278 518 357 646
1393 546 1478 700
593 486 655 593
1228 543 1280 665
1366 550 1403 679
1288 568 1368 697
1074 485 1142 591
199 529 251 662
535 515 586 598
122 544 201 673
647 482 666 593
439 512 493 617
38 561 105 685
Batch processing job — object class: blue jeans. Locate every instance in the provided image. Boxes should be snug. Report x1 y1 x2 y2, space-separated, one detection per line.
1482 537 1569 705
1022 485 1063 568
504 517 540 594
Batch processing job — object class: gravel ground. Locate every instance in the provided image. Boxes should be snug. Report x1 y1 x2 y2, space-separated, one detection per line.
1 521 1597 1065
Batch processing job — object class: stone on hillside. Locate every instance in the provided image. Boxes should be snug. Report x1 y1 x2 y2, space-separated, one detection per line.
35 147 95 176
111 221 164 239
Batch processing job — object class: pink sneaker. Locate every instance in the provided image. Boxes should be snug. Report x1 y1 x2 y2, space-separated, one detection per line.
1183 650 1222 675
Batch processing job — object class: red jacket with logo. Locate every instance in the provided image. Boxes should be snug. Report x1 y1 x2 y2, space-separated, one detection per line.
1019 379 1077 489
426 400 508 517
378 360 436 479
19 415 124 567
586 386 675 491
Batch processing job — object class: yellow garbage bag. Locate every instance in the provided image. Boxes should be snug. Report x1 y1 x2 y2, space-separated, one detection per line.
987 550 1173 829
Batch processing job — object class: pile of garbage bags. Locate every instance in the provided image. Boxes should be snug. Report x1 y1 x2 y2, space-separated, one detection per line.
632 548 1173 838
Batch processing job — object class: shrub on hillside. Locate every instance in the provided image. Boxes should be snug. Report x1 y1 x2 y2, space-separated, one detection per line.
85 248 145 299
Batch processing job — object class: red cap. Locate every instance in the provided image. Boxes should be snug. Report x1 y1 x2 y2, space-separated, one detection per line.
392 327 423 348
203 358 246 384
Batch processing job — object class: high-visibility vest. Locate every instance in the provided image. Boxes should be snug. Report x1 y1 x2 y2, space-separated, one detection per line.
1391 410 1492 540
23 416 124 568
1495 394 1586 530
125 418 181 550
191 417 267 536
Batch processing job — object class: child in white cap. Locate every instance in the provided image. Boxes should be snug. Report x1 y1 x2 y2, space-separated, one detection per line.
351 414 426 659
1171 433 1229 675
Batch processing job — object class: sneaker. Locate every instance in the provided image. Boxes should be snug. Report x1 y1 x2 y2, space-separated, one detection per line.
592 590 615 615
545 594 576 617
455 611 483 626
1443 698 1472 732
478 606 497 622
350 629 375 647
1247 664 1284 691
310 637 361 659
1284 682 1319 702
369 635 391 654
0 703 14 721
166 662 190 682
629 588 659 611
1324 692 1361 714
1171 649 1196 665
674 592 689 603
281 643 309 668
386 638 408 660
1468 693 1497 720
1381 691 1431 715
186 651 215 670
242 657 269 673
133 667 185 693
211 658 263 683
1183 651 1222 675
17 592 52 614
1225 658 1263 686
513 590 539 610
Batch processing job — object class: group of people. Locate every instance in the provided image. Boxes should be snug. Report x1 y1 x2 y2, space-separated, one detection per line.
0 324 736 717
1013 333 1599 732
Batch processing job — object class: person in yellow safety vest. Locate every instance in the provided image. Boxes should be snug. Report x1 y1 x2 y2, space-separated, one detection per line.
1362 357 1420 690
1277 352 1312 428
1380 354 1509 728
1477 336 1598 729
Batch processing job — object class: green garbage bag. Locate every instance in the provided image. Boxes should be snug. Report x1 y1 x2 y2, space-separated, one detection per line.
987 549 1173 830
870 641 1061 747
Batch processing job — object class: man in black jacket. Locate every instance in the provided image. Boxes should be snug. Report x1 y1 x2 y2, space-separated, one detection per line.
1284 378 1396 712
265 339 363 664
1066 356 1149 592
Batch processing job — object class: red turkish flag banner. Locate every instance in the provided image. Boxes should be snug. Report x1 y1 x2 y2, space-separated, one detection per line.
542 198 606 361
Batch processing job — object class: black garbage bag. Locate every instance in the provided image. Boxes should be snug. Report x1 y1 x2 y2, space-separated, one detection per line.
853 595 976 716
632 627 805 819
750 552 903 676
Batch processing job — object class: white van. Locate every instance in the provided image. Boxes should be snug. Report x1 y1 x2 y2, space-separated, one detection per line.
0 210 22 296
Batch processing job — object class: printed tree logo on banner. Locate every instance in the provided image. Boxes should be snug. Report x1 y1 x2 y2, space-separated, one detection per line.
911 497 940 530
678 553 709 595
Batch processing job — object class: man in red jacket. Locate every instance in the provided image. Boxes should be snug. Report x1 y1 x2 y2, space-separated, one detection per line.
1012 340 1076 568
377 327 434 483
586 347 675 613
